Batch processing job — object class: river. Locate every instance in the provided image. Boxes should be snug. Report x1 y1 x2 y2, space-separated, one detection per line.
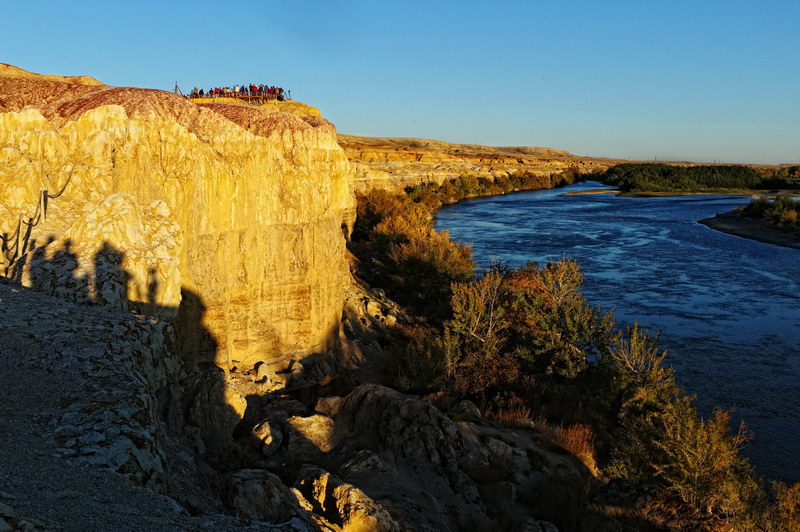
434 181 800 482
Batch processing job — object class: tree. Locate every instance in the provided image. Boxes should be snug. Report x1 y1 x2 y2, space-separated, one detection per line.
605 322 675 413
503 259 614 378
653 399 752 515
444 272 518 395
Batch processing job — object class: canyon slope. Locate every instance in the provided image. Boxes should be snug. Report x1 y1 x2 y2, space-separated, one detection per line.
339 133 623 192
0 63 354 372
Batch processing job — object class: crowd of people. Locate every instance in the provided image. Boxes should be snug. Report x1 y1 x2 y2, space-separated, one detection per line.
187 84 291 101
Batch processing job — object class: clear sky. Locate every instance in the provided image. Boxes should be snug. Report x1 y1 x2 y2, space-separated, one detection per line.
1 0 798 164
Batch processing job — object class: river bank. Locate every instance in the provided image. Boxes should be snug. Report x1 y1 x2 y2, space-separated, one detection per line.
435 182 800 483
563 186 800 250
699 211 800 250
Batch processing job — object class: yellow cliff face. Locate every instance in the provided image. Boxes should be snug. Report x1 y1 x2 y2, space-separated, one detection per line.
338 134 621 192
0 66 355 371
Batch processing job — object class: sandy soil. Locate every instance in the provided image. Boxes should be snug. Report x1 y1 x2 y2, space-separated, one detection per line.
699 212 800 250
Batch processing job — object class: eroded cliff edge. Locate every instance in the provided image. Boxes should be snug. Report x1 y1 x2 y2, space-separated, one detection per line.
339 133 622 192
0 63 355 372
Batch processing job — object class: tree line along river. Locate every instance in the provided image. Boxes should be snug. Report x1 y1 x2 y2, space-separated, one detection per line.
434 181 800 482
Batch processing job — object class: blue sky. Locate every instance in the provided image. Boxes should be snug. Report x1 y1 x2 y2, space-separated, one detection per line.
1 0 798 164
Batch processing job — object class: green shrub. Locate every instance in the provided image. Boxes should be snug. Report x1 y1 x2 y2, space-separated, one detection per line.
604 322 675 414
444 272 519 395
382 229 475 319
653 400 755 516
503 259 615 378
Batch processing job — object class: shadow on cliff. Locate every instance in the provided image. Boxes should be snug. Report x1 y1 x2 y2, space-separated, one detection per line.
0 240 225 506
1 237 360 517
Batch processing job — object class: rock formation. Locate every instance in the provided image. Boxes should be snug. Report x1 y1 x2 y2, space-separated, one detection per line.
338 134 621 192
1 275 577 530
0 64 355 372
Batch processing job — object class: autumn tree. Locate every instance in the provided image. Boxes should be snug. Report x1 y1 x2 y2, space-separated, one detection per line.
503 259 614 378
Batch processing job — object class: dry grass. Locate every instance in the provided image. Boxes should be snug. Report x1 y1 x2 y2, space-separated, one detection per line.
484 393 535 428
550 423 599 477
488 403 533 427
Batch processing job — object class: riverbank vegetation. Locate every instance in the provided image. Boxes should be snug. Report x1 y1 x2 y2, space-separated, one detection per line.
352 171 580 320
741 195 800 232
604 163 798 194
351 174 800 530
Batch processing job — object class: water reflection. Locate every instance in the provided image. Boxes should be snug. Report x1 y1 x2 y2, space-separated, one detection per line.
436 181 800 482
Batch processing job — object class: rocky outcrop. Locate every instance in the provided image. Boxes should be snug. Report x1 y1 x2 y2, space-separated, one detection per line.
339 134 619 192
295 465 400 532
0 64 355 372
220 469 309 524
323 384 570 531
0 277 575 530
186 368 248 455
285 415 339 462
332 384 489 530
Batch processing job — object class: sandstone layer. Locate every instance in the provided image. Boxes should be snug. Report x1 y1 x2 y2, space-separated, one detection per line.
0 64 355 371
338 134 624 192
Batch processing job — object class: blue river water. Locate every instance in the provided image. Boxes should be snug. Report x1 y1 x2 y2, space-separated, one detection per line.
434 181 800 482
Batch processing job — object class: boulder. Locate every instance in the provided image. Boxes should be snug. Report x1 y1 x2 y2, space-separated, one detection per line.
314 396 344 417
251 420 283 457
263 397 308 420
333 385 498 530
336 384 486 502
338 450 396 480
453 399 481 419
285 415 338 462
295 465 400 532
220 469 307 523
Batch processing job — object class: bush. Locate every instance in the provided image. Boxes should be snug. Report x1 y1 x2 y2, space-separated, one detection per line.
768 481 800 531
744 195 800 231
353 189 410 241
382 229 475 320
604 322 675 414
444 272 519 395
353 188 475 321
609 395 756 517
484 392 534 427
653 401 754 516
503 259 615 378
394 326 447 393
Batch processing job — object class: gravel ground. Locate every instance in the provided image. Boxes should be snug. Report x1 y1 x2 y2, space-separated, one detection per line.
0 283 249 531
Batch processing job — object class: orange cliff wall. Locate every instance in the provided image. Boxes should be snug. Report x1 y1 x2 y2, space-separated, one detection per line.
0 64 355 372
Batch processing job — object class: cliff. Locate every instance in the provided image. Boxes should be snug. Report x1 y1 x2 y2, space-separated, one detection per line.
0 64 355 372
1 65 734 531
339 134 622 192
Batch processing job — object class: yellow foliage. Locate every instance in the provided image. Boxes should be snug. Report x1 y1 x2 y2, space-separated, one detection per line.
654 400 751 514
